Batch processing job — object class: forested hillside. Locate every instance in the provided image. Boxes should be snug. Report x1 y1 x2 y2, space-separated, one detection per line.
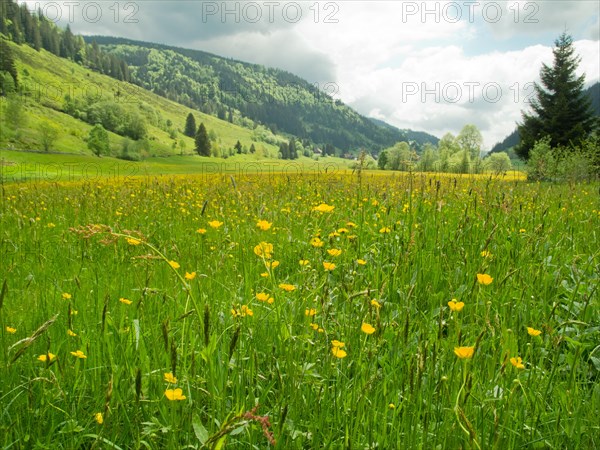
90 36 413 153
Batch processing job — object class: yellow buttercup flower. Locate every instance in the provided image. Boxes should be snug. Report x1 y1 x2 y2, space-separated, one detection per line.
370 299 381 309
256 292 271 302
510 356 525 369
310 237 324 248
361 323 376 335
165 388 186 401
37 353 56 362
256 220 272 231
331 346 347 358
279 283 296 292
185 271 196 280
305 308 317 317
95 412 104 424
331 340 345 348
71 350 87 359
454 346 474 359
480 250 492 258
527 327 542 336
356 259 367 265
254 242 274 259
379 226 391 233
323 262 336 271
196 228 207 234
67 329 77 337
448 300 465 312
119 298 132 305
208 220 223 229
313 203 335 213
299 259 310 266
168 260 180 270
266 260 280 269
476 273 493 285
62 292 72 300
327 249 342 257
164 372 178 384
126 237 141 246
6 326 16 334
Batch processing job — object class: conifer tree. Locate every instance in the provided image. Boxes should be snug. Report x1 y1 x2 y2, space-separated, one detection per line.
195 122 211 156
517 33 596 159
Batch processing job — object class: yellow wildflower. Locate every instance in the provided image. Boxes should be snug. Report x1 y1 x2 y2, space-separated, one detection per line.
279 283 296 292
356 259 367 265
313 203 335 213
510 356 525 370
310 237 324 248
254 242 274 259
323 262 336 271
196 228 207 234
119 298 133 305
527 327 542 337
164 372 178 384
185 271 196 280
266 260 280 269
331 346 347 358
168 260 180 270
38 353 56 362
256 220 272 231
299 259 310 266
208 220 223 229
6 326 16 334
67 329 77 337
126 237 141 246
448 300 465 312
70 350 87 359
379 227 391 233
305 308 317 317
454 346 475 359
95 412 104 424
62 293 72 300
165 388 186 401
370 299 382 309
361 323 376 335
327 248 342 257
476 273 493 285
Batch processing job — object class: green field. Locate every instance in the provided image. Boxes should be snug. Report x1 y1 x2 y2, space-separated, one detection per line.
1 171 598 448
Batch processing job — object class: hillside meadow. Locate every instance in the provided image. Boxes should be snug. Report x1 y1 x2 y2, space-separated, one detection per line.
0 169 598 449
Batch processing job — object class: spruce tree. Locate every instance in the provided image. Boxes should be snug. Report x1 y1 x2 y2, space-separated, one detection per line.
516 33 596 159
195 123 211 156
184 113 197 137
0 39 18 89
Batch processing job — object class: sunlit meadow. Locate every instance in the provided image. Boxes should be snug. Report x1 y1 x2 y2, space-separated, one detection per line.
1 169 599 449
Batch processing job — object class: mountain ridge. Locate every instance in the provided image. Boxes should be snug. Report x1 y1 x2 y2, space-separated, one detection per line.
87 35 422 154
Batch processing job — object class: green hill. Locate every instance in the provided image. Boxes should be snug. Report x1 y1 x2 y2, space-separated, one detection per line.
1 39 285 159
88 36 409 154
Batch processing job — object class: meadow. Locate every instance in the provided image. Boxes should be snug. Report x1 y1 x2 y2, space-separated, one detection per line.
0 168 598 449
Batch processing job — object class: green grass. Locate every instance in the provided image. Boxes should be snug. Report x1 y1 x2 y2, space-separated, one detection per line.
1 171 598 448
1 149 352 182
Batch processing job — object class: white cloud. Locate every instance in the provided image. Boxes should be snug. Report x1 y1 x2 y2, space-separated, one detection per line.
21 0 600 148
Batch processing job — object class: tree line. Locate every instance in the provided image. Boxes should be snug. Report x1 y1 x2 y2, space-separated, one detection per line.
0 0 130 82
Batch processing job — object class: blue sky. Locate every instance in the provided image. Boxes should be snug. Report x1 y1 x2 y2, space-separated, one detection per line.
23 0 600 148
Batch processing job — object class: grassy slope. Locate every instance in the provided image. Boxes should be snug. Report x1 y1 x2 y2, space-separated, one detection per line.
1 41 283 157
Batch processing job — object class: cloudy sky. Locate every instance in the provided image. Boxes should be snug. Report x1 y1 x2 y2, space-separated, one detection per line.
26 0 600 148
